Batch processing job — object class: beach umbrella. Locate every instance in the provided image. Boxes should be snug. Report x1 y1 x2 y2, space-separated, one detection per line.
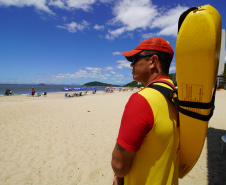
63 87 72 91
91 87 97 89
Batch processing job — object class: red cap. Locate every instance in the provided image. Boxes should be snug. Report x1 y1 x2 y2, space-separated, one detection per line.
122 38 174 57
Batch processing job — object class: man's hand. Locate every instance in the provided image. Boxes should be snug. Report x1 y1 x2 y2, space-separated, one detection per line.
113 175 124 185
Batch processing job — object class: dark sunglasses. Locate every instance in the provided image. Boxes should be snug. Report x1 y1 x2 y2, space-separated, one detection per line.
129 54 153 64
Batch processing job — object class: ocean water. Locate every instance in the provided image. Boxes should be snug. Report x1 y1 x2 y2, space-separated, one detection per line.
0 84 106 95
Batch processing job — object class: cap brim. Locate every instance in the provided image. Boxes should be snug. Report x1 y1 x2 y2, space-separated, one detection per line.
122 49 142 57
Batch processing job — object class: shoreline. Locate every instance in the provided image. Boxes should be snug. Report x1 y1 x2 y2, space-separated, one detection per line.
0 88 137 97
0 86 136 96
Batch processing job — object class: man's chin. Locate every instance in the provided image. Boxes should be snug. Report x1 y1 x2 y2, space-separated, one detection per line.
133 76 140 83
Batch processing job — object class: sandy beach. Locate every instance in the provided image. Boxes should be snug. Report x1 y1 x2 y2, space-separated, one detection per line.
0 90 226 185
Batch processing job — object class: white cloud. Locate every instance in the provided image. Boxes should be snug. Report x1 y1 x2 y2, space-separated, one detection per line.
57 20 89 33
52 64 130 83
104 73 111 77
169 66 176 72
85 67 103 77
142 32 156 39
85 67 102 73
49 0 112 12
112 0 157 30
112 51 121 55
0 0 54 14
0 0 189 39
106 0 157 39
107 1 188 39
94 24 105 30
48 0 66 9
66 0 96 11
106 27 126 40
150 5 188 37
74 70 88 78
156 24 178 37
0 0 112 14
104 66 114 71
99 0 113 2
54 68 109 80
115 74 124 77
116 60 131 69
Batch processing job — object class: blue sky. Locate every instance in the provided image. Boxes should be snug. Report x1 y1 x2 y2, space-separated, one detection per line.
0 0 225 85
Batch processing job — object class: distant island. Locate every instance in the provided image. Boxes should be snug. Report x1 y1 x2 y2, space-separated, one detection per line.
124 81 145 87
83 81 120 87
124 73 176 87
83 81 144 87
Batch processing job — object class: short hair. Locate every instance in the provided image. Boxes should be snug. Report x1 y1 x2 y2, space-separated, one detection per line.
143 50 173 74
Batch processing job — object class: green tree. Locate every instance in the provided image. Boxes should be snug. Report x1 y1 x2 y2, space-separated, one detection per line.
223 63 226 83
83 81 119 87
218 63 226 89
169 73 177 86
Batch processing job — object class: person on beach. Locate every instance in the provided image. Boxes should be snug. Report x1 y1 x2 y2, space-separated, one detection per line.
31 87 35 96
111 38 179 185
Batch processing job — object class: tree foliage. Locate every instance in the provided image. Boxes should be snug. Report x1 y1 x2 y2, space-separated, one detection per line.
124 73 178 87
124 81 145 87
83 81 119 87
223 63 226 83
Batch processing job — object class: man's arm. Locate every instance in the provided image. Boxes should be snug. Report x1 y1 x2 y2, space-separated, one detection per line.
111 142 135 178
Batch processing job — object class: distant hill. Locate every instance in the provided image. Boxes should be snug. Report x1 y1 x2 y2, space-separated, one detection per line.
83 81 119 87
124 81 145 87
124 73 177 87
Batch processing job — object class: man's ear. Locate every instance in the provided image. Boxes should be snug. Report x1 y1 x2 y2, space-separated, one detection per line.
149 55 159 68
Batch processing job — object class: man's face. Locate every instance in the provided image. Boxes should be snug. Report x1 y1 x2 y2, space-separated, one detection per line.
130 52 152 84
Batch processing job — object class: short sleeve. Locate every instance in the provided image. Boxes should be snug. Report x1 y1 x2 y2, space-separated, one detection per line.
117 92 154 152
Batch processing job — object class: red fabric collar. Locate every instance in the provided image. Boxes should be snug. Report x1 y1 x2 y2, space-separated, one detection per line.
146 76 170 87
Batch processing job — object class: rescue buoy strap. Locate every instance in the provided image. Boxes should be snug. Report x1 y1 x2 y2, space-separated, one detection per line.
178 7 198 33
147 81 216 121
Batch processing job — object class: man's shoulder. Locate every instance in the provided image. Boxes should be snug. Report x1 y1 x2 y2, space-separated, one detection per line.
126 91 151 107
129 91 145 100
137 87 158 97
